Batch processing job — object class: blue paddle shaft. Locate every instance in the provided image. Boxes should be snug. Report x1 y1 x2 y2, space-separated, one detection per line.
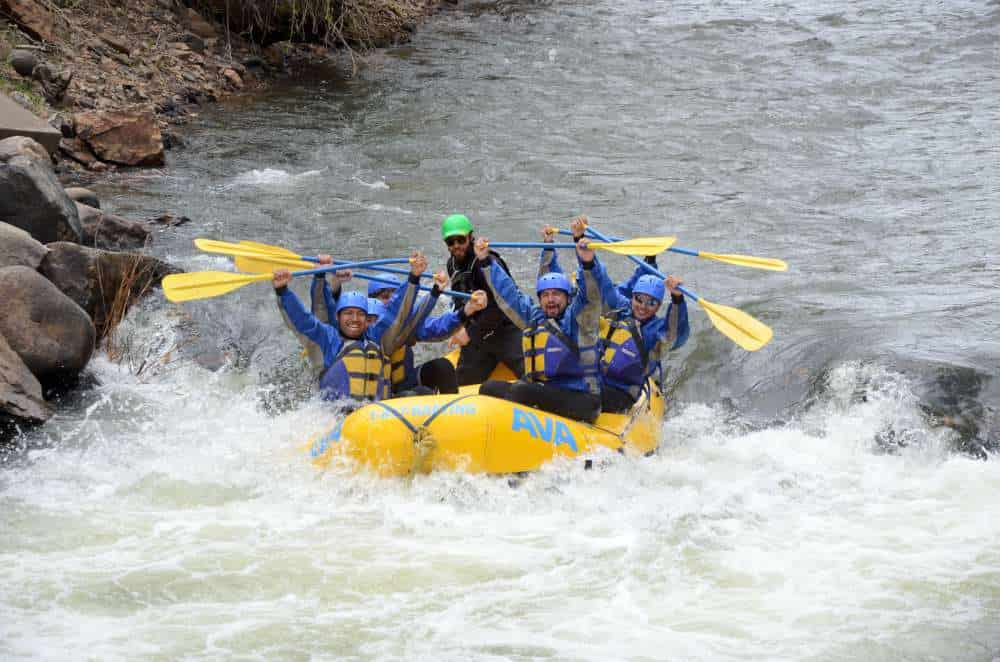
352 272 470 300
290 258 411 278
489 242 582 249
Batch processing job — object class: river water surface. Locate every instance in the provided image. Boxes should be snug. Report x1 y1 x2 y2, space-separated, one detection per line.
3 0 1000 659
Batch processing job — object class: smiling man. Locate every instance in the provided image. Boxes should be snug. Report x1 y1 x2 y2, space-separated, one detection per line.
441 213 525 385
473 235 605 423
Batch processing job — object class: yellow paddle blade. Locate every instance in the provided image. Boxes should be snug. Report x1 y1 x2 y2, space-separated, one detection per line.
162 270 272 303
235 254 314 272
238 240 302 259
698 251 788 272
697 298 773 351
590 236 677 256
194 238 290 260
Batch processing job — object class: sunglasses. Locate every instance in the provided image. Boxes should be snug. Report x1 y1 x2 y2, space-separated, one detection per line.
445 235 469 247
632 293 661 307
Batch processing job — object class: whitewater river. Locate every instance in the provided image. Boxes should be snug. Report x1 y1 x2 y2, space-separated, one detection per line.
3 0 999 659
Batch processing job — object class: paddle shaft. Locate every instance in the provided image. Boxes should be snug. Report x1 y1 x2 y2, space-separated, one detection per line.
286 254 434 280
352 272 470 300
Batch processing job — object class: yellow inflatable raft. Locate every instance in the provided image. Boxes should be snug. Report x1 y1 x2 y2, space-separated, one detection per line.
305 357 665 477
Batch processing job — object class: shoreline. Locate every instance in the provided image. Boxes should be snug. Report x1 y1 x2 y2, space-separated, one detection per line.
1 0 451 177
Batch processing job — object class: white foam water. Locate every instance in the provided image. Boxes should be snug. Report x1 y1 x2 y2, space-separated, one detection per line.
2 345 998 660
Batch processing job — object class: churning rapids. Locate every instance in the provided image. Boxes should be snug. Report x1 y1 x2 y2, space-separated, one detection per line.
3 0 999 659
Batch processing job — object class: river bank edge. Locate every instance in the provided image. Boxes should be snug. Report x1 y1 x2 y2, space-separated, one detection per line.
0 0 455 447
2 0 452 176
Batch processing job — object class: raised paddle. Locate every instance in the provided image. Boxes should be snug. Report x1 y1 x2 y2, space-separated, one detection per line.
556 229 788 272
231 240 435 280
488 236 677 257
232 253 471 300
582 226 774 351
162 258 412 303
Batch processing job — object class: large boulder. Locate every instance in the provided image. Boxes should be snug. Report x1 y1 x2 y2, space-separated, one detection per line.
0 135 49 165
75 202 150 251
0 137 82 243
73 109 165 167
0 332 52 429
0 221 48 269
39 243 179 340
0 266 95 381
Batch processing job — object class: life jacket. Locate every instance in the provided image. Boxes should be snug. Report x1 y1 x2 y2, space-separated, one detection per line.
388 344 412 391
318 337 391 401
599 313 650 400
521 318 595 392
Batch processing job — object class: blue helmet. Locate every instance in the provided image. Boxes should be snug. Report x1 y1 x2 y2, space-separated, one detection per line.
336 291 369 315
633 275 665 303
535 272 572 296
367 298 388 319
367 276 399 297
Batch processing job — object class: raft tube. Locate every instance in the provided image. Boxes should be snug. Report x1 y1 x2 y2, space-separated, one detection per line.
305 361 665 477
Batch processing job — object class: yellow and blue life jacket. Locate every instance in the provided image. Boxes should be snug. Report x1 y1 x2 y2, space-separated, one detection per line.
318 337 391 401
599 314 650 400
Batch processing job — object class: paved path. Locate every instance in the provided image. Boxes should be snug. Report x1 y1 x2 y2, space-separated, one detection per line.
0 92 61 153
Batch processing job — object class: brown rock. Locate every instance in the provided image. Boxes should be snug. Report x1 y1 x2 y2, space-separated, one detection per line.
39 243 179 340
0 266 95 381
59 137 99 167
75 202 150 251
99 33 131 56
222 68 243 89
0 332 52 428
0 222 48 270
0 0 56 43
74 109 165 167
185 8 217 39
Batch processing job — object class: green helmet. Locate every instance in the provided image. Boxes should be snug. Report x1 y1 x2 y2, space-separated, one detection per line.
441 214 473 240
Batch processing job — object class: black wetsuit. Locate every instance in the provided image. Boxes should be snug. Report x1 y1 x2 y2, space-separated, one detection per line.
447 248 525 385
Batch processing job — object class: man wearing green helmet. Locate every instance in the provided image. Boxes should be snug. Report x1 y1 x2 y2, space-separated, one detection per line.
441 213 525 385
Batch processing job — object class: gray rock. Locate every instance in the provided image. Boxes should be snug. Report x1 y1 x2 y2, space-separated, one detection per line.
0 139 82 243
0 332 52 428
0 222 48 269
9 49 37 78
32 63 73 103
64 187 100 208
75 202 149 250
0 266 95 381
0 135 49 165
39 242 180 341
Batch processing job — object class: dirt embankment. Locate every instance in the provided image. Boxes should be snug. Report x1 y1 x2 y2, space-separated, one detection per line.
0 0 447 172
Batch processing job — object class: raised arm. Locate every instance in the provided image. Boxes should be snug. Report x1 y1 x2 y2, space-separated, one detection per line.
474 237 536 330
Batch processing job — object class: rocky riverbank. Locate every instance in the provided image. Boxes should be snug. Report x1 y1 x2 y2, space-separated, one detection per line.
0 135 178 442
1 0 451 444
1 0 444 173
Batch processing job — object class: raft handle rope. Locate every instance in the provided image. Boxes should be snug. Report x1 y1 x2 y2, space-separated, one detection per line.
371 395 477 474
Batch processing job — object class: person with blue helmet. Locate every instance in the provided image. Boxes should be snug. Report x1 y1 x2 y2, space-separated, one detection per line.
473 232 605 423
367 298 388 326
368 276 400 304
590 240 689 414
272 252 430 404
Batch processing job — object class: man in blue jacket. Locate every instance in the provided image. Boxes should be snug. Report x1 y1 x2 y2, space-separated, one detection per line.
272 253 429 403
473 236 605 423
539 217 690 412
